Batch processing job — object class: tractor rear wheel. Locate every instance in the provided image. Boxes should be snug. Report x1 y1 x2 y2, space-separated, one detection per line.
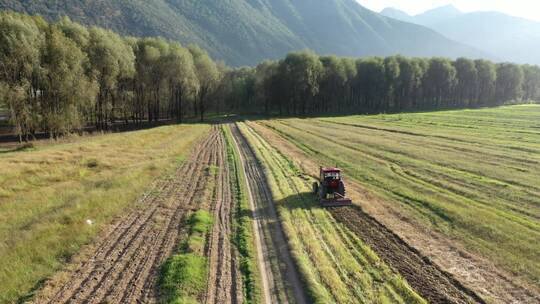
319 185 327 199
338 181 346 197
312 182 319 194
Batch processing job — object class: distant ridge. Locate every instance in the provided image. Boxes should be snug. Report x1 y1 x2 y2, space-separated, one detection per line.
414 5 462 26
381 5 540 64
380 7 415 23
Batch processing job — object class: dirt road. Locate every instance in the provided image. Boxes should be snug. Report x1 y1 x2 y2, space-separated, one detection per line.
34 127 222 304
229 123 307 304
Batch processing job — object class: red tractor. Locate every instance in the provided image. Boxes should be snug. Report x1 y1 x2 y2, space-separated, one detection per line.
312 167 352 207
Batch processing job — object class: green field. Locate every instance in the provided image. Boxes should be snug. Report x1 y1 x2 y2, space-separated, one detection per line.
257 105 540 286
0 124 209 303
236 123 425 303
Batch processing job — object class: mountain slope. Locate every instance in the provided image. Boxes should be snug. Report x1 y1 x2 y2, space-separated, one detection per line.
380 7 415 23
0 0 484 66
381 6 540 65
430 12 540 65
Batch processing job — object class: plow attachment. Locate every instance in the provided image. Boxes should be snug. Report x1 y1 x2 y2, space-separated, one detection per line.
320 193 352 207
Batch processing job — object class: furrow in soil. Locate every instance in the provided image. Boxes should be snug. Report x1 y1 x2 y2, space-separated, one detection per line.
33 127 220 304
205 131 242 304
330 206 485 304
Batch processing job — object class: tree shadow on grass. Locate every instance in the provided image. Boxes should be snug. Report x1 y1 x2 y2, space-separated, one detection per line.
273 190 329 214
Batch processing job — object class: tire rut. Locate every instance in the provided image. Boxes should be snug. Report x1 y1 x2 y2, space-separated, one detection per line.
34 127 221 304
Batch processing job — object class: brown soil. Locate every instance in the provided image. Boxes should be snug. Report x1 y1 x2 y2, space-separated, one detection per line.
248 120 540 304
33 126 222 304
229 123 307 304
204 130 243 304
332 206 481 303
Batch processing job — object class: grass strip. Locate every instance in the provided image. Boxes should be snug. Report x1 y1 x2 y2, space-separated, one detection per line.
222 125 262 304
160 210 213 304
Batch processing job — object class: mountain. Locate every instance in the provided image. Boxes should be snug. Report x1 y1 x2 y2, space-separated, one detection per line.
0 0 485 66
414 5 462 26
429 12 540 65
379 5 463 26
381 5 540 65
380 5 464 27
380 7 415 23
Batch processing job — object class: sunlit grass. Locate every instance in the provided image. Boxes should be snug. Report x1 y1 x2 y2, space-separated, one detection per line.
236 123 425 303
259 104 540 286
0 124 210 303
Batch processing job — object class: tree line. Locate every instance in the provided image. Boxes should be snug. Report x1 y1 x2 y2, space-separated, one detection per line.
0 12 219 141
225 53 540 116
1 11 539 141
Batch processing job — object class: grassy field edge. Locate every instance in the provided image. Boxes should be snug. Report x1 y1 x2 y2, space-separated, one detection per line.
0 124 210 303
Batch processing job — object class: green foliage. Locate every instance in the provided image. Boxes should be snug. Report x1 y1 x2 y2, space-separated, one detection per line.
161 254 207 304
0 10 538 139
280 51 324 114
424 57 457 106
0 11 43 82
0 11 223 139
160 210 213 304
226 54 539 116
189 45 220 122
189 210 213 235
40 24 97 137
522 65 540 101
496 63 525 102
56 16 90 48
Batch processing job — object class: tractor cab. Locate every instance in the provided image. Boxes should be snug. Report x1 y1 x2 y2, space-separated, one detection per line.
321 168 342 189
313 167 352 207
322 169 341 180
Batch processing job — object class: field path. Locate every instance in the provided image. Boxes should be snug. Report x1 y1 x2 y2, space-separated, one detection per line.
204 130 242 304
33 127 221 304
229 123 307 304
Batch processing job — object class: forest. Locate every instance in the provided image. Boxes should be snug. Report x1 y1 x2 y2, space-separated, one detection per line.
1 11 540 141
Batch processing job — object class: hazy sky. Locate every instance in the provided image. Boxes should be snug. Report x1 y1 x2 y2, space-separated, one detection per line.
356 0 540 21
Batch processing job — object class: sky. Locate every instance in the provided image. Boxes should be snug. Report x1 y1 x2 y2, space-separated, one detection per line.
356 0 540 21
